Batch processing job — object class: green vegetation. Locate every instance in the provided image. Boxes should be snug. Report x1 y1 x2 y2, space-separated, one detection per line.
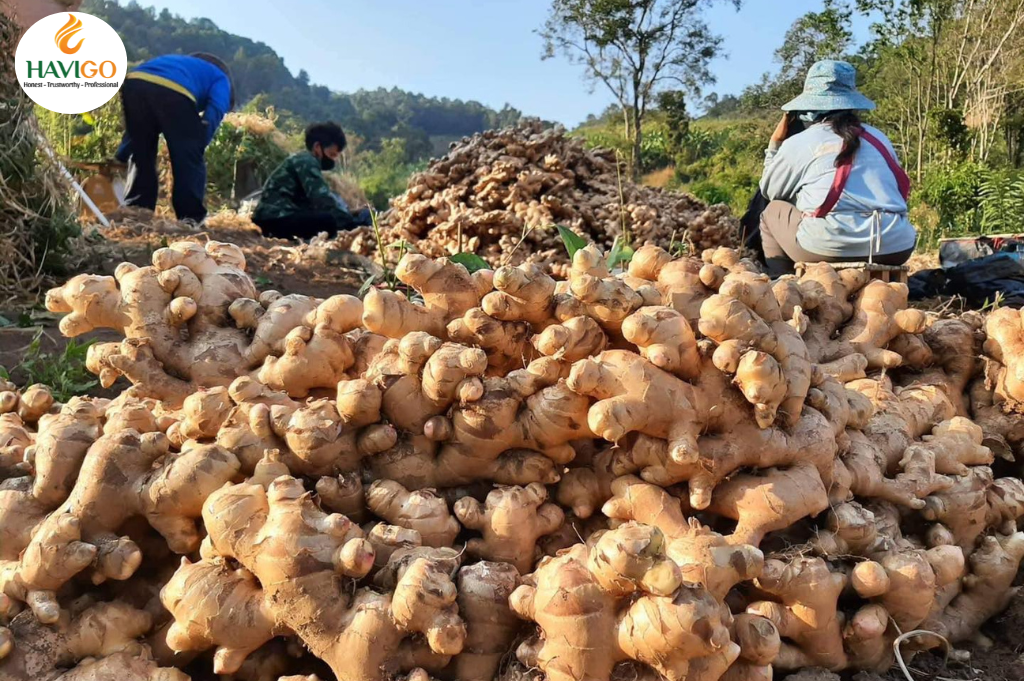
540 0 740 180
1 332 97 401
353 138 427 211
204 113 295 203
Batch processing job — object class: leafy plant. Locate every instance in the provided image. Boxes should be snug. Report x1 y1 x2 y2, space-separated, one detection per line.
205 114 292 206
450 252 491 273
916 162 986 235
354 138 426 211
606 236 634 270
557 225 589 259
14 331 97 401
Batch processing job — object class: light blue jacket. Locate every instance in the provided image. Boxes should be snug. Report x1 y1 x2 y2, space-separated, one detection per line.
760 122 917 258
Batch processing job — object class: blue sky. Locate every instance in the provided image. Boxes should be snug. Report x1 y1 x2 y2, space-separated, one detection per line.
136 0 873 126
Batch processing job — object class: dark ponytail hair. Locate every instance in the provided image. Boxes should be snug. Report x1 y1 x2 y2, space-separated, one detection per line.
823 110 863 167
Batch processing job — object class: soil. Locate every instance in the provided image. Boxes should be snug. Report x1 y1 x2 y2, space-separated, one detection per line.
1 208 373 379
79 207 369 299
873 593 1024 681
798 591 1024 681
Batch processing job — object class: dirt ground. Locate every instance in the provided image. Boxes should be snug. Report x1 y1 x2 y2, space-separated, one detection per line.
81 207 371 298
779 581 1024 681
1 208 373 380
876 594 1024 681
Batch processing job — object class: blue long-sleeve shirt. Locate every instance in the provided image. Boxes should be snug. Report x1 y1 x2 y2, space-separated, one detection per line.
760 122 917 258
127 55 231 146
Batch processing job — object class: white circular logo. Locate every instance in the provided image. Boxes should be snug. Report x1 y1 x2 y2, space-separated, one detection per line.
15 12 127 114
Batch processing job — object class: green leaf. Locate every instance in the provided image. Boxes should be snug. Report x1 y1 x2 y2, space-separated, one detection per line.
81 112 96 126
556 225 589 259
449 252 491 273
358 274 380 297
17 312 33 328
0 315 11 328
606 237 635 270
0 366 9 380
254 275 272 287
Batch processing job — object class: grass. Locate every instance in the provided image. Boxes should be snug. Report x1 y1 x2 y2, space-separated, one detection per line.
642 167 675 188
1 329 98 402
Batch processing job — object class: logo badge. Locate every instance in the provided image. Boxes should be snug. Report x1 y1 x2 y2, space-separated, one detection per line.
16 12 127 114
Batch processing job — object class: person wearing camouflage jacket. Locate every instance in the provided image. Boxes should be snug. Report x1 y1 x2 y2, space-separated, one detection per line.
253 122 372 240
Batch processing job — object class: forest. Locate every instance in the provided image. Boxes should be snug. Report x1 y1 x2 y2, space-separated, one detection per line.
81 0 525 158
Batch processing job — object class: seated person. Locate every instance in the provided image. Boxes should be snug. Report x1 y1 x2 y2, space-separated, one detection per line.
759 60 916 278
253 121 372 239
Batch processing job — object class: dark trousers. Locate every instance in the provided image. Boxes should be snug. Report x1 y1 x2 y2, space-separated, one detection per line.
253 212 340 240
121 79 208 221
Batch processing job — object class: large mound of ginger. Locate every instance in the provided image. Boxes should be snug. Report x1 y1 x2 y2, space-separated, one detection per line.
329 120 741 277
1 238 1023 681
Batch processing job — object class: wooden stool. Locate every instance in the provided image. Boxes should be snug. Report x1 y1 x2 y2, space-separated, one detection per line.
795 261 910 284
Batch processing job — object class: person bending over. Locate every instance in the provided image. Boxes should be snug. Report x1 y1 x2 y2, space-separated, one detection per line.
253 122 372 240
121 53 234 223
759 60 916 278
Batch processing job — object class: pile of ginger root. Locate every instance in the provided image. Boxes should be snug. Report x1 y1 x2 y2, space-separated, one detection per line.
330 120 741 276
2 237 1024 681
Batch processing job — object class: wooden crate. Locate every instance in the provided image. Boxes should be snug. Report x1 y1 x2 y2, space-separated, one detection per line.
795 261 910 284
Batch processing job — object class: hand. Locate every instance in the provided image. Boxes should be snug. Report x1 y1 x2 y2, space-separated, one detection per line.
353 207 373 227
771 114 790 144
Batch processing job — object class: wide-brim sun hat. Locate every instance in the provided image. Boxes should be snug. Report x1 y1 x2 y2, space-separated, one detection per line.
782 60 876 112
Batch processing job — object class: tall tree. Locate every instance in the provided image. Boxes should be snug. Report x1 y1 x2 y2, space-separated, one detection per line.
540 0 740 179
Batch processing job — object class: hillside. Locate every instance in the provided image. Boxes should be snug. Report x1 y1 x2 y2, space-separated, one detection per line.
81 0 524 158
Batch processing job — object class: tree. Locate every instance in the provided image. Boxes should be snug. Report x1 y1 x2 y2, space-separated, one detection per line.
540 0 740 179
775 0 853 84
81 0 529 166
657 90 689 157
857 0 1024 173
738 0 853 111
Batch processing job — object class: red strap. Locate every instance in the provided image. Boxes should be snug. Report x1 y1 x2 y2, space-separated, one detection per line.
861 129 911 200
812 128 911 218
813 155 854 218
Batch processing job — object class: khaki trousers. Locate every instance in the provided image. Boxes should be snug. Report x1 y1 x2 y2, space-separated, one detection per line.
760 200 913 277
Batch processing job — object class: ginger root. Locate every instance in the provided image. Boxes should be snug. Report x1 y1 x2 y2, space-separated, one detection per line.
367 480 461 548
568 350 704 464
511 523 739 681
454 482 564 573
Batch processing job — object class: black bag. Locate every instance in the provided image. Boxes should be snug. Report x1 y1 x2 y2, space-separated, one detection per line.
908 268 946 300
940 253 1024 308
740 190 769 262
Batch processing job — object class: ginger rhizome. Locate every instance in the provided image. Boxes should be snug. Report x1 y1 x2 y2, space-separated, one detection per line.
10 239 1022 681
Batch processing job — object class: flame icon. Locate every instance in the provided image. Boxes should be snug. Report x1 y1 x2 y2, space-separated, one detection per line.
55 14 84 55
